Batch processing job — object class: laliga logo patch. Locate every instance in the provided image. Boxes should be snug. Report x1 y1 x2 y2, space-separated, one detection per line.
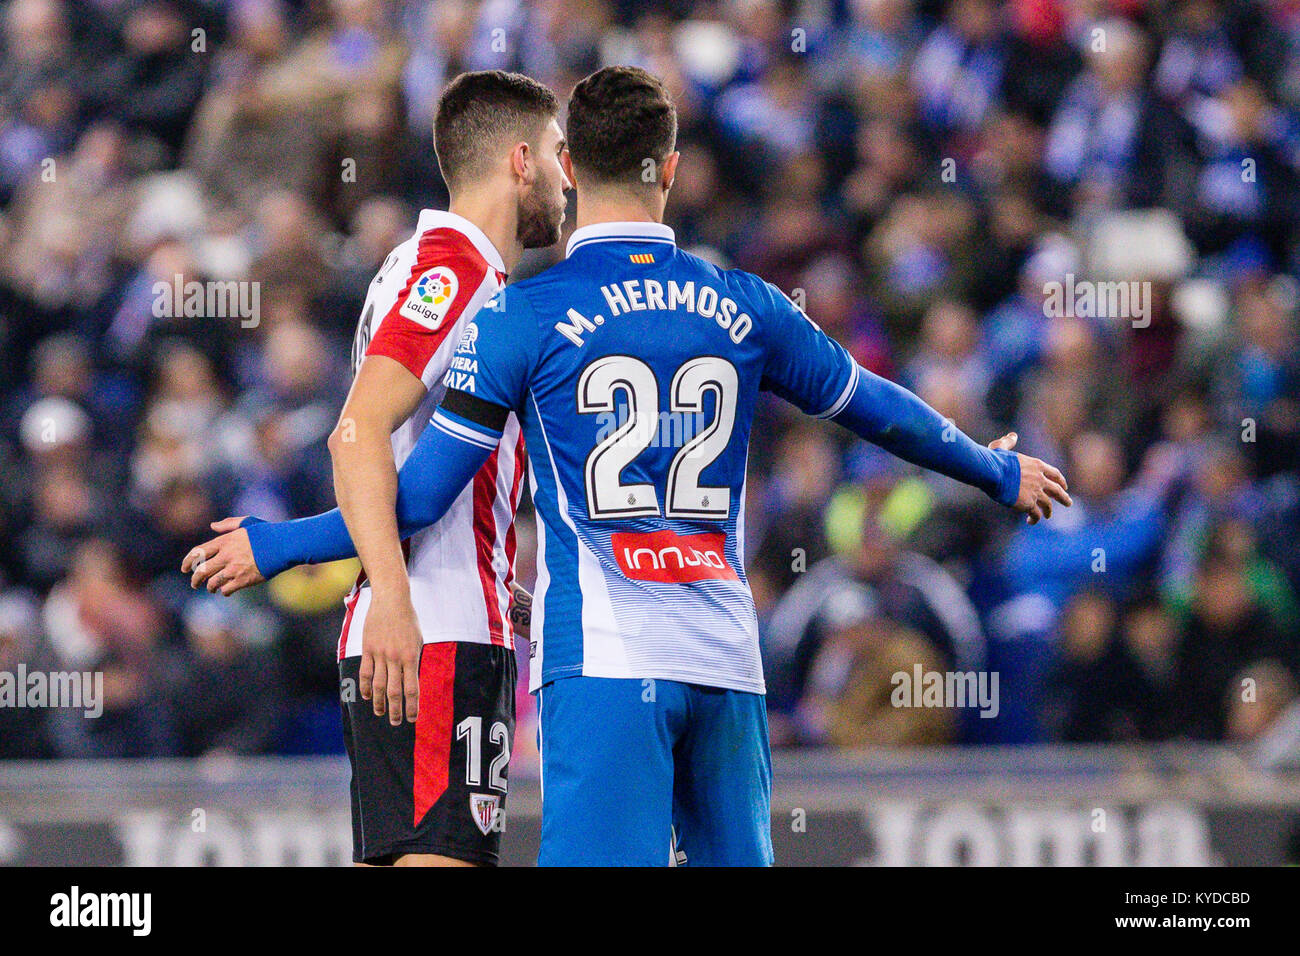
400 266 458 330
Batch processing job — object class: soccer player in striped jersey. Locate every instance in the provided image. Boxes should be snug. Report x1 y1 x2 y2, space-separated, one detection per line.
183 71 570 866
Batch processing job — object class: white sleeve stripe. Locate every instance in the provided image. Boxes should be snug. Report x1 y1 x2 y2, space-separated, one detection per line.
432 409 500 444
815 363 859 419
431 415 498 450
433 406 502 442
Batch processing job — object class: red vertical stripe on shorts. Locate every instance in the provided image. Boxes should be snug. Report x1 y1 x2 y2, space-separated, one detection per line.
472 450 506 645
413 642 457 826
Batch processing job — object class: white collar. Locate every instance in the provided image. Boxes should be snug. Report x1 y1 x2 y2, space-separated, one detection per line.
416 209 507 274
566 221 676 258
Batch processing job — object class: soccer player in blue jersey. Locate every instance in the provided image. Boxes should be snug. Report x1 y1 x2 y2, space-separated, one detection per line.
189 66 1071 866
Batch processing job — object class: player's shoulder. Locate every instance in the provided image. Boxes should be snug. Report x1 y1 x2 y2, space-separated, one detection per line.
370 214 504 345
672 249 791 324
411 222 494 283
484 255 579 319
507 254 584 295
674 248 776 298
463 265 558 354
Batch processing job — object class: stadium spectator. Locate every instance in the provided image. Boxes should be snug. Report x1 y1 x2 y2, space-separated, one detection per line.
1176 547 1295 739
764 493 986 730
2 0 1299 757
40 538 174 756
797 590 957 748
160 596 284 756
0 590 54 758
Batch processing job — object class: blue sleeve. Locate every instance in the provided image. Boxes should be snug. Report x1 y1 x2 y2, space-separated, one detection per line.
447 286 539 413
755 277 1019 506
830 365 1020 506
756 279 859 418
244 409 497 578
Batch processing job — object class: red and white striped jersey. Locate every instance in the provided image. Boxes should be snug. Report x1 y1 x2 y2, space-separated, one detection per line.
337 210 525 659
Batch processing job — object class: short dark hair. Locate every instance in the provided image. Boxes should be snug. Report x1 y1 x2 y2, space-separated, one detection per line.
434 71 559 189
566 66 677 189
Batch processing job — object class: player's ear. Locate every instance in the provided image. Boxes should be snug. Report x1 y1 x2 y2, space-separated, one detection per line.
510 141 533 185
561 148 576 190
661 151 680 193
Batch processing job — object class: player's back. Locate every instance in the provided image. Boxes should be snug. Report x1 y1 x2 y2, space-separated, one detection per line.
460 222 856 693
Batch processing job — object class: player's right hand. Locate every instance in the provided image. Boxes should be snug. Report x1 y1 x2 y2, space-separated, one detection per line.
359 593 423 726
988 433 1072 524
182 517 267 594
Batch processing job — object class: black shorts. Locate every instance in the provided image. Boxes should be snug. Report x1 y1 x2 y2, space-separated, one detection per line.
340 641 517 865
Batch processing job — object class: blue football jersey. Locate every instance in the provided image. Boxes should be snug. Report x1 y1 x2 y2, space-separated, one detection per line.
446 222 857 694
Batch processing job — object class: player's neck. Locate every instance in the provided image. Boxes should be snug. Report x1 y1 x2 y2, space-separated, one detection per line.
447 190 524 273
575 192 664 229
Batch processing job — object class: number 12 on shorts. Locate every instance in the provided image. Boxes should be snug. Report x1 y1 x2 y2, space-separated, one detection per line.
456 715 509 791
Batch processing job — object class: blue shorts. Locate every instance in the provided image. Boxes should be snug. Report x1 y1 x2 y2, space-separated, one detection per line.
535 676 773 866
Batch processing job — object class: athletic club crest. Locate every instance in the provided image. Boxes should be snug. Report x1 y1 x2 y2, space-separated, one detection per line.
470 793 501 836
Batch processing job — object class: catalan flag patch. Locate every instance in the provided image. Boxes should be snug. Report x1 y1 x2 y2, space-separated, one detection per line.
629 252 655 264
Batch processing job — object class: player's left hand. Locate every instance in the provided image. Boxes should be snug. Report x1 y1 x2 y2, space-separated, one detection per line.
359 592 423 725
988 433 1072 525
182 517 266 595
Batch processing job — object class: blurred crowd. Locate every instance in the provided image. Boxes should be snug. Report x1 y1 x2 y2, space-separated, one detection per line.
2 0 1299 761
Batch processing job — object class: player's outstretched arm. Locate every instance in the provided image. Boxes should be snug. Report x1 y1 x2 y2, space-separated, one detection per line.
181 413 496 591
830 364 1070 523
757 279 1068 522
